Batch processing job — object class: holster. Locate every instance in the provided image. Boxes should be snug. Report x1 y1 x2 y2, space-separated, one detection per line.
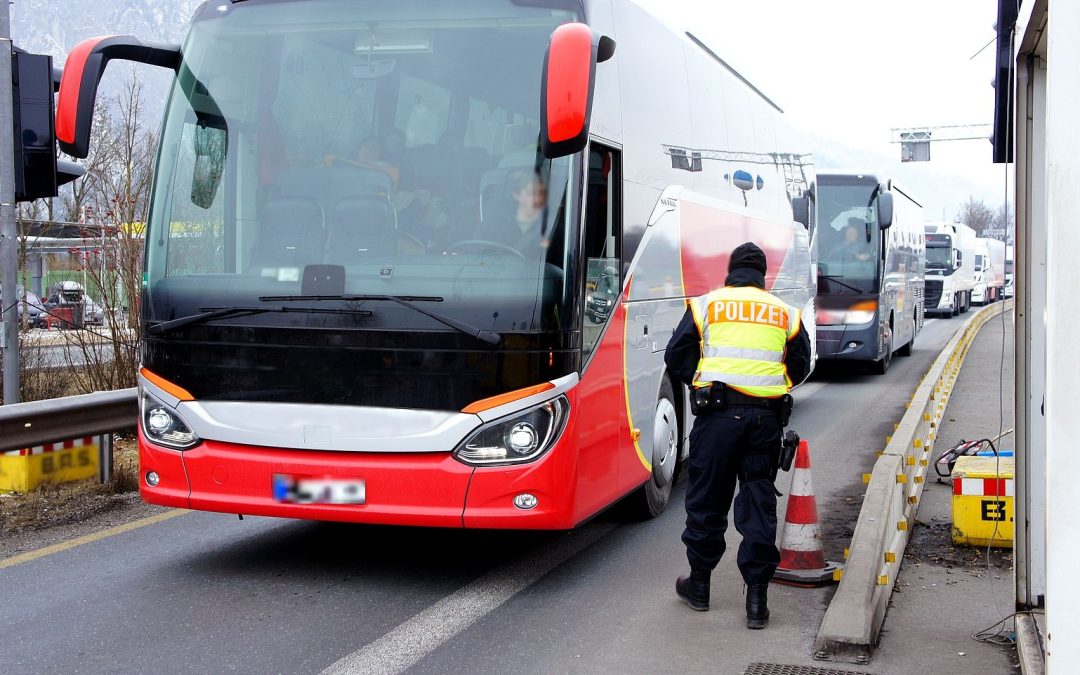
775 394 794 427
778 430 800 473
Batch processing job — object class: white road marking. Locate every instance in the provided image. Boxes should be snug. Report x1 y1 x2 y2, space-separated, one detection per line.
321 522 616 675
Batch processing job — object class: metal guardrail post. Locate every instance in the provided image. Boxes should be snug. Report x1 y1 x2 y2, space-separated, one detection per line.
98 433 113 484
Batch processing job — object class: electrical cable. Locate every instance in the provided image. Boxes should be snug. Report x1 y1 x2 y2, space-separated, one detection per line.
971 88 1018 649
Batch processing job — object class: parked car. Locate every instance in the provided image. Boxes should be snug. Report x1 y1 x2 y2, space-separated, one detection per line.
83 296 106 325
3 285 46 327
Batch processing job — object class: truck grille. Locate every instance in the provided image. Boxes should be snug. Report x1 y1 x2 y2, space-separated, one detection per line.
925 279 943 308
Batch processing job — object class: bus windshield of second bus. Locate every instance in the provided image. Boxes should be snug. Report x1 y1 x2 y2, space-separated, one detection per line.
141 0 585 409
817 177 880 294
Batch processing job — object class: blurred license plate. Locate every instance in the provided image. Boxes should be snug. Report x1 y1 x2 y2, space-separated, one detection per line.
272 475 365 505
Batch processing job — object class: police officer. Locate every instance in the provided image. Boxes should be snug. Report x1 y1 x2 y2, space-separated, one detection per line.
664 242 811 629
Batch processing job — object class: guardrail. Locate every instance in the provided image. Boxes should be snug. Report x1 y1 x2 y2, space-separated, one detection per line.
814 299 1012 664
0 388 138 455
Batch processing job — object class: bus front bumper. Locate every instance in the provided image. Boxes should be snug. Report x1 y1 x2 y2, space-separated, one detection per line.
138 429 581 529
816 323 879 361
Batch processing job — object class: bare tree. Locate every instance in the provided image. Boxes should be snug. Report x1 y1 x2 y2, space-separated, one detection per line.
64 70 157 394
993 203 1014 242
59 104 112 223
956 197 996 237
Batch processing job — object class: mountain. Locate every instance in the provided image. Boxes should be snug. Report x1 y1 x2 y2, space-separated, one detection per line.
12 0 203 65
12 0 204 117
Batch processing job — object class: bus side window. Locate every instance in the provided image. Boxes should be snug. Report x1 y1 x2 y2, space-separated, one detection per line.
583 143 622 359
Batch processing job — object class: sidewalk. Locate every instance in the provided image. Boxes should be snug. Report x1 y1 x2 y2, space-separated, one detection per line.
872 309 1021 673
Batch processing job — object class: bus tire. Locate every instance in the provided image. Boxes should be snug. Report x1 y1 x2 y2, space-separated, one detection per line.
871 330 893 375
631 377 680 519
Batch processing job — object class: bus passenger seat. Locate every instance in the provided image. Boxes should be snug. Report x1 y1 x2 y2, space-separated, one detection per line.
249 196 325 276
323 196 398 265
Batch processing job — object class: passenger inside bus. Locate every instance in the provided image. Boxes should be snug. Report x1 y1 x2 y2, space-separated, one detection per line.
323 136 401 190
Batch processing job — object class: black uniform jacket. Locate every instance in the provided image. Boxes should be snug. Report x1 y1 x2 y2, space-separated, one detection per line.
664 269 813 391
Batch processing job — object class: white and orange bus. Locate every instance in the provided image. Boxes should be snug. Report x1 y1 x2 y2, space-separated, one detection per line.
58 0 816 528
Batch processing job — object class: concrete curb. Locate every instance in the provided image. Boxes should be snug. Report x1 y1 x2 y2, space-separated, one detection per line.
813 300 1013 664
1016 612 1045 674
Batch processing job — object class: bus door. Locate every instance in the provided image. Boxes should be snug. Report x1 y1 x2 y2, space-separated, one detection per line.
576 141 626 508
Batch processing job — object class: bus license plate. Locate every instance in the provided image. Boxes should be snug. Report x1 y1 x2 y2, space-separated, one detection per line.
272 475 366 505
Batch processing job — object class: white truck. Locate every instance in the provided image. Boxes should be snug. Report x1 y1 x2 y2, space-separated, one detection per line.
1004 244 1014 298
924 221 977 316
973 237 1007 304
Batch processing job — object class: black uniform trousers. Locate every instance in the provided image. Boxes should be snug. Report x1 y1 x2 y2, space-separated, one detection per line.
682 405 782 584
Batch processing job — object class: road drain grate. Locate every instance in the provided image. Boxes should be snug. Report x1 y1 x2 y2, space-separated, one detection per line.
744 664 865 675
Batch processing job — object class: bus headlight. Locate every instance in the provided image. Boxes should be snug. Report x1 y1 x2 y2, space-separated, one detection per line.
140 392 200 450
455 396 568 465
841 300 876 325
817 301 876 326
842 309 876 324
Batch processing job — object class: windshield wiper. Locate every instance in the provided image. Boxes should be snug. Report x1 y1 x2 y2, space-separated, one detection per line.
259 294 502 347
819 275 866 294
147 305 373 335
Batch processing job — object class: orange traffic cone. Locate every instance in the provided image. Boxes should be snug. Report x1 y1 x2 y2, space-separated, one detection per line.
772 440 842 587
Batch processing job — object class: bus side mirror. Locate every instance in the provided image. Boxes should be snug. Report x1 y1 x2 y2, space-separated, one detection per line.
791 194 810 229
540 23 615 159
56 36 180 158
877 191 894 229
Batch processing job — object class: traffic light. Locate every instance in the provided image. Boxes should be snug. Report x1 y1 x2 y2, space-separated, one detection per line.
11 47 83 203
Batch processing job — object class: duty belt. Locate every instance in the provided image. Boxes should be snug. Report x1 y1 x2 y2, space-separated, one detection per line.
690 383 793 424
722 388 775 408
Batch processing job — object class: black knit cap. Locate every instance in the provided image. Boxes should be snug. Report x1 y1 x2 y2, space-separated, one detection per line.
728 242 767 276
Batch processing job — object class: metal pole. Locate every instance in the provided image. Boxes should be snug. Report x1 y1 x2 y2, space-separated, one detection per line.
98 433 113 484
0 4 19 405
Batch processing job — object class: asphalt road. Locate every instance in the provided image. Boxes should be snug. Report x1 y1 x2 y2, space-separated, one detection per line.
0 315 966 674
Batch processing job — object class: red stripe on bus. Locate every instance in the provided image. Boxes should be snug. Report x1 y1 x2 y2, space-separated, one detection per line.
678 200 795 298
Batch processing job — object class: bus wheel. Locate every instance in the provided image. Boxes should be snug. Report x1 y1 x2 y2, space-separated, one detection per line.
871 330 892 375
632 377 680 518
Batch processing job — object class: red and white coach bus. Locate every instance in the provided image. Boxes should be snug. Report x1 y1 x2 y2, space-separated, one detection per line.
57 0 816 528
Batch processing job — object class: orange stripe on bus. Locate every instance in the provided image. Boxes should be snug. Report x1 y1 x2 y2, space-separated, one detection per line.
461 382 556 414
140 367 195 402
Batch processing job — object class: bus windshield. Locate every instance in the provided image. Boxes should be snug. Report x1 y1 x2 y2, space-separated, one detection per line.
145 0 581 336
817 178 880 294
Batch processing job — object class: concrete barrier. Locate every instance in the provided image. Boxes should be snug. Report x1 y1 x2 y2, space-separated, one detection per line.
814 300 1012 664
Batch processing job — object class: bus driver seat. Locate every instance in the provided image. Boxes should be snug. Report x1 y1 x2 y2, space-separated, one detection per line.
323 195 398 265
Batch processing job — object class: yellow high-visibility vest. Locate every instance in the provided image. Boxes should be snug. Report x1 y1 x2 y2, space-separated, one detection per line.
689 286 801 398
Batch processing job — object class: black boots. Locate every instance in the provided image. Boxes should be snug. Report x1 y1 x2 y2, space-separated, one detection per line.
675 568 711 611
746 583 770 629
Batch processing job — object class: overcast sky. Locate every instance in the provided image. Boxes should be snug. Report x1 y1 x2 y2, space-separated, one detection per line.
638 0 1011 221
